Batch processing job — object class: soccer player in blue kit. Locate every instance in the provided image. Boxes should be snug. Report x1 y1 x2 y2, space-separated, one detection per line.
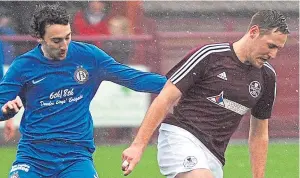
0 4 166 178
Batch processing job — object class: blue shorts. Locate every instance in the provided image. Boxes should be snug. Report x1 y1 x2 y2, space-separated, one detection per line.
8 141 99 178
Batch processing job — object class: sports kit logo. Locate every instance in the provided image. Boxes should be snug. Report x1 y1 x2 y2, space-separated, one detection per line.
32 77 46 84
217 72 227 81
183 156 198 168
207 91 250 115
249 81 261 98
74 66 89 84
10 164 30 173
207 91 225 107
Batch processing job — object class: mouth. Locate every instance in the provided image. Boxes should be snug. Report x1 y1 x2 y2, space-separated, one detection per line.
56 51 67 60
59 51 67 56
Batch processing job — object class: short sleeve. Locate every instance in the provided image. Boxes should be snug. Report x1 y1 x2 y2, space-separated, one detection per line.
251 64 276 119
167 44 230 93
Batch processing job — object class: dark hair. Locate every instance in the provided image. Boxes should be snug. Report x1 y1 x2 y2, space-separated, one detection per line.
30 4 70 38
248 10 290 35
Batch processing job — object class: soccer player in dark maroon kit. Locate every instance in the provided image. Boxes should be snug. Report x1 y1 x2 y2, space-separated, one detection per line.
122 10 289 178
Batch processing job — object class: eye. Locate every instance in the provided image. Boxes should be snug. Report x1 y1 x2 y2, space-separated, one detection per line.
268 44 277 49
52 39 61 43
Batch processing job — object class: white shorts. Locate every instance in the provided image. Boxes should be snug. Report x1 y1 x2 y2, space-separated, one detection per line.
157 123 223 178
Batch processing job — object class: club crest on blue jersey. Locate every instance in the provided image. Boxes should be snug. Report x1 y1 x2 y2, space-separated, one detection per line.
207 91 225 107
249 81 261 98
74 66 89 84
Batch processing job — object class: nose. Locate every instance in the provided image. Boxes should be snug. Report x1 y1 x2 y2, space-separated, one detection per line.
60 40 68 50
268 49 278 59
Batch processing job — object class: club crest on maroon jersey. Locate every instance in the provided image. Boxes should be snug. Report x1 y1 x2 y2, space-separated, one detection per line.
249 81 261 98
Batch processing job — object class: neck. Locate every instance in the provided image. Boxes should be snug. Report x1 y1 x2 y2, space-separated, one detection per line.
232 36 249 63
40 44 53 60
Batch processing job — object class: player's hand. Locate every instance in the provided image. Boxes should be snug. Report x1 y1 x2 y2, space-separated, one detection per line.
1 96 23 116
4 119 16 141
121 144 144 176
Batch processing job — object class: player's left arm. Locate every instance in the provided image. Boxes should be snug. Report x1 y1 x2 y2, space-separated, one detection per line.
248 115 269 178
249 64 276 178
102 59 167 94
93 46 167 94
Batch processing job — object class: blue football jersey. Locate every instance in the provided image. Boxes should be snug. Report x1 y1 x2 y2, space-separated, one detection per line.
0 41 167 149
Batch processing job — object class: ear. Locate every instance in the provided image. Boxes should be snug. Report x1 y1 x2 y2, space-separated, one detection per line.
249 25 260 39
37 38 44 44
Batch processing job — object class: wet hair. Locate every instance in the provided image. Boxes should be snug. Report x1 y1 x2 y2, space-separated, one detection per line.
248 10 290 35
30 4 70 38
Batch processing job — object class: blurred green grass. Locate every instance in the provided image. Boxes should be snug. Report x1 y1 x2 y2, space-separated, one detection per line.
0 143 298 178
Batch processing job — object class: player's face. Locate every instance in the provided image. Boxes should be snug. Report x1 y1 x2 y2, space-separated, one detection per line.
40 24 72 60
248 27 287 68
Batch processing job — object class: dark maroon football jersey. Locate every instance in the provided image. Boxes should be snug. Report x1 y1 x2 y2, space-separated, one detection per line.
164 43 276 165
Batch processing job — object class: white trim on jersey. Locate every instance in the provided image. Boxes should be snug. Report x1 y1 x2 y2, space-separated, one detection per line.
170 43 231 84
222 98 250 115
264 62 277 75
263 62 277 108
273 82 277 107
206 91 250 115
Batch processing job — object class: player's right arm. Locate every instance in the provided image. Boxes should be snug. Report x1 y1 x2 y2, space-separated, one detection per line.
0 60 24 121
2 96 22 141
121 44 219 175
121 80 182 176
1 97 23 121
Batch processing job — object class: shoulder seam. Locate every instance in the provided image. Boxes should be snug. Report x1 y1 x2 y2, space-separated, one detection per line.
170 43 230 84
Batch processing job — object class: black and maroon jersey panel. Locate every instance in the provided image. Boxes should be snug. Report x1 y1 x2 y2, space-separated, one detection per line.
165 43 276 165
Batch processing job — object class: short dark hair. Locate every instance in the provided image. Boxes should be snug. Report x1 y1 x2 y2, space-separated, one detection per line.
248 10 290 35
30 4 70 38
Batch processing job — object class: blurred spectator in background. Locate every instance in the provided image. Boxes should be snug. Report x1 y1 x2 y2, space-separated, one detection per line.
0 10 16 65
103 15 132 64
109 15 131 35
72 1 111 47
